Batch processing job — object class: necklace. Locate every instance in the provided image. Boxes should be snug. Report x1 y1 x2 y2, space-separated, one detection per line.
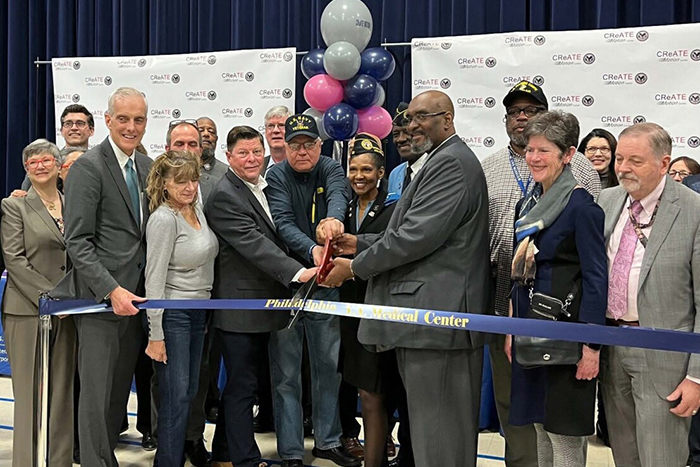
38 194 60 212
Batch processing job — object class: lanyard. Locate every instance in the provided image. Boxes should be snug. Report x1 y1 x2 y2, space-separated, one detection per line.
509 151 532 197
628 199 659 248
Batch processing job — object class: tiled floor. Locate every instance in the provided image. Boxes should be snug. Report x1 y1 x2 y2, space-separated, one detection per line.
0 375 615 466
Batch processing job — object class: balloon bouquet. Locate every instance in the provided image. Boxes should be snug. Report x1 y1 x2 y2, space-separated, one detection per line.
302 0 396 144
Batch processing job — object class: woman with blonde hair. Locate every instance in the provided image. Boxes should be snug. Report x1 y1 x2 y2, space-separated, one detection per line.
144 150 218 467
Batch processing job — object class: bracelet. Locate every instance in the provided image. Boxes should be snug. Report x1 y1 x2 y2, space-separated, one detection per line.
349 260 355 278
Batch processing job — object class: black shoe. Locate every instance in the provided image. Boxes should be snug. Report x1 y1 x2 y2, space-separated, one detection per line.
253 413 275 433
73 445 81 464
312 446 362 467
281 461 304 467
141 431 157 451
185 439 212 467
205 404 219 424
303 415 313 438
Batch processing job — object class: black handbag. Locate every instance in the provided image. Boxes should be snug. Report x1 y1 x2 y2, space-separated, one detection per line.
514 283 582 369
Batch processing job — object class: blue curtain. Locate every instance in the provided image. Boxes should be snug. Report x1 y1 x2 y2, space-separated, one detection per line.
1 0 699 195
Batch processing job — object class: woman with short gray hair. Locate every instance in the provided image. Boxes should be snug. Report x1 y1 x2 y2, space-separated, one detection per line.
506 111 608 467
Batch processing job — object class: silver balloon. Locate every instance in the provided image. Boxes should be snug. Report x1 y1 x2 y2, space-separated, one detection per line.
373 84 385 107
320 0 373 52
323 41 361 81
303 107 331 141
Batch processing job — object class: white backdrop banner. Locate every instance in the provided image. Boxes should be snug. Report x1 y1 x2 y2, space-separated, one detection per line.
411 23 700 159
52 48 297 161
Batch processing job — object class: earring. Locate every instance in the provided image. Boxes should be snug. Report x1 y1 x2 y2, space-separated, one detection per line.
164 189 169 199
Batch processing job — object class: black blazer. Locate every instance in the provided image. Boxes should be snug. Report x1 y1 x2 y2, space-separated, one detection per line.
340 183 396 304
205 170 304 333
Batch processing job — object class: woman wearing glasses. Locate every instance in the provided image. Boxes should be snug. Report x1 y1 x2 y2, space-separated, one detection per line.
668 156 700 183
1 139 76 466
578 129 619 189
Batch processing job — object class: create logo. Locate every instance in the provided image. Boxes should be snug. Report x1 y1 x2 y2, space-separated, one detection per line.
116 58 143 69
245 71 255 82
456 56 496 69
283 51 294 62
149 73 179 85
636 30 649 41
534 35 546 45
657 49 692 63
184 90 216 101
149 143 166 153
413 41 442 51
54 93 75 104
689 93 700 105
485 56 497 68
533 75 545 86
259 88 283 99
221 107 248 118
172 109 181 118
502 75 532 87
440 78 451 89
283 88 293 98
149 108 179 119
53 60 75 71
635 73 648 84
692 49 700 62
441 41 452 50
259 52 288 63
600 115 634 128
221 71 247 83
504 34 543 47
582 95 595 107
633 115 646 124
208 90 217 100
245 107 254 117
603 31 635 43
601 72 636 86
208 55 217 65
485 97 496 108
551 52 595 66
72 94 80 103
551 94 585 108
172 74 180 84
85 76 108 86
413 78 440 90
689 136 700 149
138 58 147 67
104 76 113 86
456 96 497 109
461 135 496 149
73 61 81 70
186 55 212 66
655 93 690 106
92 109 105 119
583 53 596 65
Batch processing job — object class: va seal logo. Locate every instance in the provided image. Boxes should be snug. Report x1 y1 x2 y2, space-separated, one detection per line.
688 136 700 148
635 73 648 84
583 53 596 65
440 78 451 89
691 49 700 62
172 109 181 119
484 97 496 108
244 108 254 118
138 59 147 67
534 35 546 46
104 76 113 86
282 88 293 98
171 74 181 84
72 61 81 70
283 51 294 62
72 94 80 103
533 75 545 86
245 72 255 82
582 95 595 107
484 137 495 148
689 93 700 105
207 55 217 65
441 42 452 50
485 57 497 68
633 115 646 124
207 90 217 101
636 30 649 42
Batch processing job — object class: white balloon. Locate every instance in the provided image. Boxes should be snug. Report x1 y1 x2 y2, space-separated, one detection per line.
323 41 361 81
320 0 373 52
303 107 331 141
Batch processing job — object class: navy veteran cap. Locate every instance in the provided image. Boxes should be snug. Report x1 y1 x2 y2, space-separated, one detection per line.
351 133 384 157
285 114 320 142
503 80 548 109
392 102 409 126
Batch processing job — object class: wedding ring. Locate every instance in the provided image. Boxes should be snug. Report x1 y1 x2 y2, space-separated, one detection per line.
693 410 698 415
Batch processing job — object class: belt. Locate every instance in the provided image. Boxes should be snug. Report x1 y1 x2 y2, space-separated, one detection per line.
606 318 640 327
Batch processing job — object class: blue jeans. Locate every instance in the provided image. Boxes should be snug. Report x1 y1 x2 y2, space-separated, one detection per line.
269 289 342 460
154 309 206 467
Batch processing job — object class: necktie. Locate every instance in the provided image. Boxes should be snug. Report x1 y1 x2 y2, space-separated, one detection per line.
125 158 141 225
608 200 643 319
403 165 412 192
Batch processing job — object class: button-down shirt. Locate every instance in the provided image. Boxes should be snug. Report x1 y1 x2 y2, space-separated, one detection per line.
109 136 140 189
606 177 666 322
408 153 428 182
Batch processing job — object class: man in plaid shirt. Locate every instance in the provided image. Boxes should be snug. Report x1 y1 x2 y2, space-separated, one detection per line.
481 80 601 467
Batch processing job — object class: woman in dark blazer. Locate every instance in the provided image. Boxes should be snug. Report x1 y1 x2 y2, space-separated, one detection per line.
1 139 76 467
338 134 399 467
507 112 607 467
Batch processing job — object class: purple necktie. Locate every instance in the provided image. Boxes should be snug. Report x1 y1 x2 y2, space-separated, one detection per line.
608 200 643 320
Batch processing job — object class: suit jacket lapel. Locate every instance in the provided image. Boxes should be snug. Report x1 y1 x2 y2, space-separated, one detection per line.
227 171 276 232
358 186 388 234
638 180 680 289
604 190 627 243
102 139 139 226
25 190 64 244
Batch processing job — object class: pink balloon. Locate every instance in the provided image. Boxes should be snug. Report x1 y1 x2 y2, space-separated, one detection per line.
357 106 392 139
304 74 344 111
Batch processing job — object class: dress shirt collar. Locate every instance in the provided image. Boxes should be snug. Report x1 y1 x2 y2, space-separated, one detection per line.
409 153 429 177
231 168 267 192
108 136 135 169
627 177 665 217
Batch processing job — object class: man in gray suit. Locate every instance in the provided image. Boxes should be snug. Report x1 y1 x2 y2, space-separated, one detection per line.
166 119 218 204
598 122 700 467
52 86 152 467
323 90 491 467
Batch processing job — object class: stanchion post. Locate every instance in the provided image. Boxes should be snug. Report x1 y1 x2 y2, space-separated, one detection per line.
36 314 51 467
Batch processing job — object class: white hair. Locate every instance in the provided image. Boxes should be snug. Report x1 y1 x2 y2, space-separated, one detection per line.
106 87 148 115
264 105 291 124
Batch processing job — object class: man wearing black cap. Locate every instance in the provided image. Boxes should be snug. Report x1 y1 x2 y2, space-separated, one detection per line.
265 114 356 467
387 102 427 197
480 80 600 467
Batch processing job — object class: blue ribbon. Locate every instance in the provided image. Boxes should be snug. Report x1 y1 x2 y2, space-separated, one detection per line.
38 297 700 354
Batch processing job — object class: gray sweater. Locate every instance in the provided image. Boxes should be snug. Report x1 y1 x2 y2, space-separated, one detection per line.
145 204 218 340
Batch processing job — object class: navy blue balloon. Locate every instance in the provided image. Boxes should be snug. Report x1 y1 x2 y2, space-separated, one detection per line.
323 103 359 141
343 74 379 109
301 48 326 79
359 47 396 82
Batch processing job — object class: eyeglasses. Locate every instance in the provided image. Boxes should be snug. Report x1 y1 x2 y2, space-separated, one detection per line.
25 157 56 170
169 119 199 130
505 106 546 119
61 161 75 170
288 141 318 152
404 111 447 125
669 170 691 179
61 120 89 129
266 123 285 131
585 147 611 156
